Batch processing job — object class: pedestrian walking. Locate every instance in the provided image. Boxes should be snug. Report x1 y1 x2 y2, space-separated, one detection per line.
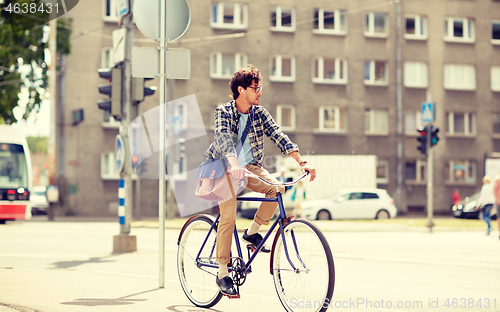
493 174 500 240
476 176 495 235
452 188 461 206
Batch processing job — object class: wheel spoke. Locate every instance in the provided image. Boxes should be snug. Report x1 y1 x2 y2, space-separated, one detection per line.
272 220 335 312
177 216 222 308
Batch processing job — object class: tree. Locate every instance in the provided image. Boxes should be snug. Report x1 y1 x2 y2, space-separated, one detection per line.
0 1 72 124
26 135 48 154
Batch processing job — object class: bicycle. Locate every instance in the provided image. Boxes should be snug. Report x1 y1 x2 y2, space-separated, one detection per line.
177 172 335 312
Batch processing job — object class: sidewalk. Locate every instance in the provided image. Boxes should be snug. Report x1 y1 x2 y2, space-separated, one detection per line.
29 214 495 233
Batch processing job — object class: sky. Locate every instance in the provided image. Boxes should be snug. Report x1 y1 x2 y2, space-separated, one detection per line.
12 34 52 138
12 99 51 138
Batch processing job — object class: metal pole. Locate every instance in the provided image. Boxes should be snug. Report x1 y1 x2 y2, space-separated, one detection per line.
58 55 65 178
426 132 434 232
166 95 175 220
166 78 176 220
395 0 403 212
47 17 57 221
426 93 434 232
120 15 134 235
158 0 167 289
135 104 142 220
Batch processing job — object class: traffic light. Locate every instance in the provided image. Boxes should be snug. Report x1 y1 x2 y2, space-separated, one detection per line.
132 154 139 168
430 126 440 147
417 126 428 155
131 151 148 176
174 138 186 163
132 78 157 104
97 67 122 119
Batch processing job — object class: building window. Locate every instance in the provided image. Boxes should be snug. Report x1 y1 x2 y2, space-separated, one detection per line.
269 55 295 82
313 9 346 35
405 159 426 182
443 64 476 90
270 6 295 32
492 20 500 44
365 109 389 135
493 114 500 135
101 48 114 69
446 112 476 136
276 105 295 131
364 12 388 37
210 52 247 79
444 17 474 43
173 141 187 181
364 60 388 85
211 3 248 29
404 62 428 88
491 66 500 91
404 111 423 135
377 159 389 184
404 15 427 40
312 57 347 84
103 0 118 22
101 152 119 180
315 107 346 132
445 160 476 184
179 154 187 179
173 101 188 131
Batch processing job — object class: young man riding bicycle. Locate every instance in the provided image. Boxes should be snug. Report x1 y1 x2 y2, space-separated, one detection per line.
204 64 316 296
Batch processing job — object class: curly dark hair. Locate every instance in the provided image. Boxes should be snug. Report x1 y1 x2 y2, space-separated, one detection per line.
229 64 261 100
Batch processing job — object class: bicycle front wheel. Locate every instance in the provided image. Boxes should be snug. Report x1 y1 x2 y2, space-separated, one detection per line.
272 219 335 312
177 215 222 308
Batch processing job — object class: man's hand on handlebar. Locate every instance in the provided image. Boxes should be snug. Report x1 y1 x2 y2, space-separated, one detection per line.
301 163 316 182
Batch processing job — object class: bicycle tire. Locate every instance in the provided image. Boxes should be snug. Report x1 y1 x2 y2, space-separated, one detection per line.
177 215 223 308
272 219 335 312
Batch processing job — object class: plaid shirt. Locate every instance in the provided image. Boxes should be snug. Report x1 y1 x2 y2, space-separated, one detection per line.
205 101 299 167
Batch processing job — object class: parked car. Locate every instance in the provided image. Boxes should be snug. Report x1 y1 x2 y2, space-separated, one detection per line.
300 188 398 220
30 186 48 215
451 191 497 219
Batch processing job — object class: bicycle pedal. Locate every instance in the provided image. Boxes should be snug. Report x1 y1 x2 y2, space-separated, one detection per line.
247 244 270 253
225 294 240 299
246 244 257 253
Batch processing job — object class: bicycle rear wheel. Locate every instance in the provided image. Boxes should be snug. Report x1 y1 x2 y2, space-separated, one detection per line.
177 215 222 308
272 219 335 312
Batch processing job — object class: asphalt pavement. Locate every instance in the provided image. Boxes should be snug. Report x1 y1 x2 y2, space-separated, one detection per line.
1 216 499 312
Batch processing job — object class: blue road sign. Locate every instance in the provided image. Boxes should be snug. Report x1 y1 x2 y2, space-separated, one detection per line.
115 134 125 174
421 102 434 123
117 0 130 18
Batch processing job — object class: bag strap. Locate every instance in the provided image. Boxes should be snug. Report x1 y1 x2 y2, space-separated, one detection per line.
226 173 236 198
235 113 252 155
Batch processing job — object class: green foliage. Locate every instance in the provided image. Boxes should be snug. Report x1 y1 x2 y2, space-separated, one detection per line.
0 2 72 124
56 18 72 56
26 135 48 154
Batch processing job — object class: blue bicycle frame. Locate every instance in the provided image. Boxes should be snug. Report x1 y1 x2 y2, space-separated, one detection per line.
194 184 304 274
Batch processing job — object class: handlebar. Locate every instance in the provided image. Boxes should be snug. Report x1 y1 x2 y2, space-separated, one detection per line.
243 170 310 187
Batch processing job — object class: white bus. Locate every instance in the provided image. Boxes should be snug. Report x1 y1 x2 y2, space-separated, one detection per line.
0 125 33 223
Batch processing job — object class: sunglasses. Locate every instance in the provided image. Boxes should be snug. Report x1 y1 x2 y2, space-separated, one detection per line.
247 86 263 93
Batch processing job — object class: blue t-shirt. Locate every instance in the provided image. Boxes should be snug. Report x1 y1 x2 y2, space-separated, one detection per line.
237 113 254 167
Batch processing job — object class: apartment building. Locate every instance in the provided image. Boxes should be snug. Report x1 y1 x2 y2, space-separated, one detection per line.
59 0 500 217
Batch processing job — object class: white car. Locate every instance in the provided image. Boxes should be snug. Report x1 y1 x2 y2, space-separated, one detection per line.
301 188 398 220
30 186 48 215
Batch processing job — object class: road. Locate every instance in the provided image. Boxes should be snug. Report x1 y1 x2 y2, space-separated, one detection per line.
0 219 499 312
